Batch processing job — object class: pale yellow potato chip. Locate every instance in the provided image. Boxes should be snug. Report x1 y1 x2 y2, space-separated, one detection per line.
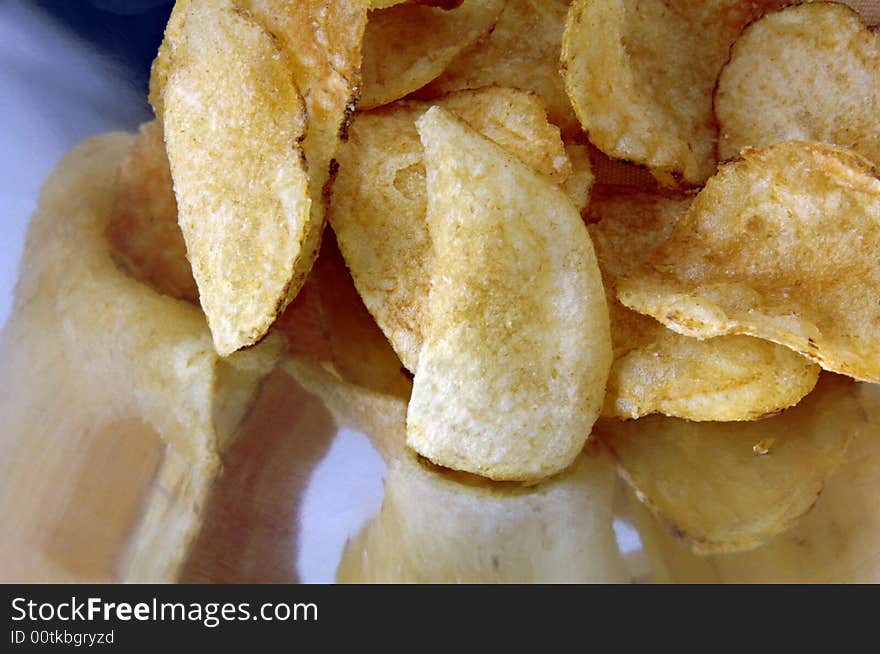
329 87 572 372
419 0 580 136
618 141 880 383
359 0 504 109
163 0 311 356
588 189 820 421
406 107 610 481
148 0 190 119
632 383 880 582
598 374 865 555
107 120 197 303
716 3 880 166
0 135 280 582
337 447 628 583
561 0 774 186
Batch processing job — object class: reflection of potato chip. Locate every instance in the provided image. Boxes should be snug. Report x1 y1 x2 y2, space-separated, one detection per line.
330 88 572 372
419 0 579 136
359 0 504 109
716 3 880 166
337 448 627 583
598 374 864 554
0 135 280 581
276 233 412 462
634 383 880 582
107 120 197 303
163 0 311 356
407 107 610 481
277 232 412 400
588 189 819 421
561 0 770 186
618 141 880 383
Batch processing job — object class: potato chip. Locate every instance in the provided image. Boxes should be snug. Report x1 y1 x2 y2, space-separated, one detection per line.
598 374 864 554
418 0 579 136
163 0 311 356
241 0 368 304
337 447 627 583
0 135 280 582
406 107 610 481
329 87 572 372
359 0 504 109
561 0 774 186
716 3 880 166
587 189 820 421
632 383 880 582
107 120 197 303
618 141 880 383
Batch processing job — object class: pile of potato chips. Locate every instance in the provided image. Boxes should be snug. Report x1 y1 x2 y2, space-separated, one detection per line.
4 0 880 582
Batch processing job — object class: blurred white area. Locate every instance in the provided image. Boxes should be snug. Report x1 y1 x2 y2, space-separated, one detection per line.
0 0 150 326
298 429 386 583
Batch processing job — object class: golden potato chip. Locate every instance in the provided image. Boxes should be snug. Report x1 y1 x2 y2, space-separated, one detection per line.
241 0 368 306
107 120 197 303
329 87 572 372
406 107 610 481
359 0 505 109
163 0 310 356
148 0 189 119
632 383 880 582
337 447 627 583
418 0 579 136
598 374 864 555
588 189 820 421
561 0 773 186
716 3 880 166
0 135 280 582
618 141 880 383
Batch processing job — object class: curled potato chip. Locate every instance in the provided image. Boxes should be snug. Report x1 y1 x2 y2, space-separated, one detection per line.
419 0 579 136
633 383 880 582
598 374 865 554
561 0 772 186
329 87 572 372
107 120 197 303
359 0 504 109
337 447 627 583
0 135 280 582
163 0 311 356
241 0 368 301
588 189 820 421
406 107 610 481
618 141 880 383
716 3 880 165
